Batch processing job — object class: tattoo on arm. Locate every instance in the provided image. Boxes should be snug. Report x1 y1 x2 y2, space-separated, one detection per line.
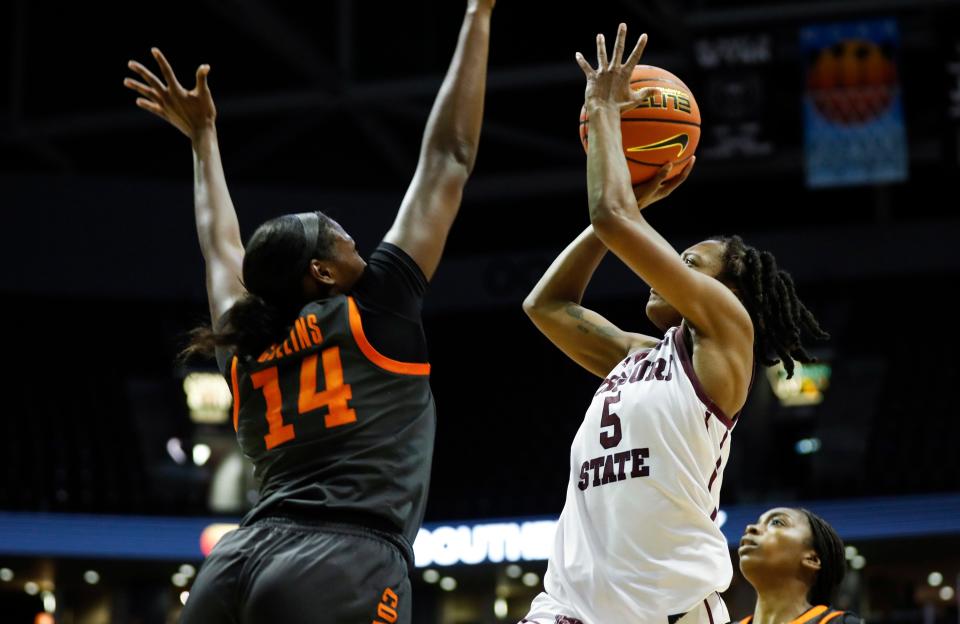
565 304 620 338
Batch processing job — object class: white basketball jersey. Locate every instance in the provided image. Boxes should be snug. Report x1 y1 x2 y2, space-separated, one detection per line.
539 325 737 623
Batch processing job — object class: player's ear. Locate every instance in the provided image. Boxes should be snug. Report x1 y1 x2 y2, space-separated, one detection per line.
801 549 821 574
309 259 336 287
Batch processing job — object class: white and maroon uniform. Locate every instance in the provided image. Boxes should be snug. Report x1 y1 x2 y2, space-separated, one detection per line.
523 325 739 624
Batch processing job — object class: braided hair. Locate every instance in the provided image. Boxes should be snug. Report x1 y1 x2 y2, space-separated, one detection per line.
715 235 829 379
799 508 847 605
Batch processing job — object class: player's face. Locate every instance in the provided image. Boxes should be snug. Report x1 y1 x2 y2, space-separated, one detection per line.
645 240 728 330
737 507 819 585
327 223 367 292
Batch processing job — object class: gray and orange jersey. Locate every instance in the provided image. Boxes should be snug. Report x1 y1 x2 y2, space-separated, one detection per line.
228 294 435 545
736 605 864 624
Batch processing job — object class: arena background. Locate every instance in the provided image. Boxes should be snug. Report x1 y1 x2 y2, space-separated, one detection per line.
1 0 958 622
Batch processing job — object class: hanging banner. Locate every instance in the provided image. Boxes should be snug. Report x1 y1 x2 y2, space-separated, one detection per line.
801 19 908 187
692 33 776 160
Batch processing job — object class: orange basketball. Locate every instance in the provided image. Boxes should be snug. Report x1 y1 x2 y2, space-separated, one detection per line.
579 65 701 184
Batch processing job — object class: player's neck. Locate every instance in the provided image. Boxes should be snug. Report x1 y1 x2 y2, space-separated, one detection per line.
751 586 814 624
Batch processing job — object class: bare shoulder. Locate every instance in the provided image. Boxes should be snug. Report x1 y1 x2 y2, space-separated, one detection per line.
687 325 754 418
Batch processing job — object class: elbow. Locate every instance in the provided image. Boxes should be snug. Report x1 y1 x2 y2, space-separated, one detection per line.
522 292 547 321
587 185 617 219
450 138 479 174
588 201 625 239
422 151 473 191
426 137 478 178
522 294 539 318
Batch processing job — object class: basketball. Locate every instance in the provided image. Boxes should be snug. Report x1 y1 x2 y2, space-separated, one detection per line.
579 65 701 184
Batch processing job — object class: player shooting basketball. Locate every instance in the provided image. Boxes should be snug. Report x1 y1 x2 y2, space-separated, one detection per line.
520 24 829 624
124 1 494 622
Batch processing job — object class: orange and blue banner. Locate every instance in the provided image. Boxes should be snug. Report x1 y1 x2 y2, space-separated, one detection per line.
801 18 907 188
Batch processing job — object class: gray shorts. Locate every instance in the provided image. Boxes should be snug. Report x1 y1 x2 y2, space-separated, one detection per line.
181 517 410 624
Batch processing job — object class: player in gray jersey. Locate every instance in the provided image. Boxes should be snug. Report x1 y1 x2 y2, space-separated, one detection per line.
124 2 495 622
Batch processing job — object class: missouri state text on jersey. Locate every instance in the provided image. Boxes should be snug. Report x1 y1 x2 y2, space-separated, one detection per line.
577 447 649 491
575 341 677 492
544 326 737 623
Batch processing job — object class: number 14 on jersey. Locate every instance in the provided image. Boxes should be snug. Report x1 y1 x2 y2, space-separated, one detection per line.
246 346 356 450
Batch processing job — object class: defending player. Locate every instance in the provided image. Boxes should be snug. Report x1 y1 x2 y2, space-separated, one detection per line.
123 1 494 621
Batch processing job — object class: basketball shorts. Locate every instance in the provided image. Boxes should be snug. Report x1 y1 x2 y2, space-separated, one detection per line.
520 589 728 624
180 516 410 624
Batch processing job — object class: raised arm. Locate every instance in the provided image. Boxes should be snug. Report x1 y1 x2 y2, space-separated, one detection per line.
523 226 658 378
575 26 752 347
125 49 245 325
383 0 494 281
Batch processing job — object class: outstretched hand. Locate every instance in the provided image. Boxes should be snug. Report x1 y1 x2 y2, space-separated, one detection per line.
633 157 696 211
575 23 657 112
124 48 216 140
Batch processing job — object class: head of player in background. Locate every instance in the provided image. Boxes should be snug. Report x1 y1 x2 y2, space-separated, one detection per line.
738 507 847 607
645 236 829 379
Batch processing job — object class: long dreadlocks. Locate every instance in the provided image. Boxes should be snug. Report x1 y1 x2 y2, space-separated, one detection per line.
716 235 830 379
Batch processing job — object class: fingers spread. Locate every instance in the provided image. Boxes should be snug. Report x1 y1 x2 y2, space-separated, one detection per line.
656 162 674 181
575 52 595 77
151 47 183 91
635 86 661 101
135 97 164 116
596 33 608 69
625 32 648 69
196 64 210 92
612 23 627 67
123 78 158 100
127 60 166 91
660 157 695 195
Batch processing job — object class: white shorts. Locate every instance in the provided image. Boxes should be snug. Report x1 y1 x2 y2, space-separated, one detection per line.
519 591 585 624
676 593 730 624
519 590 729 624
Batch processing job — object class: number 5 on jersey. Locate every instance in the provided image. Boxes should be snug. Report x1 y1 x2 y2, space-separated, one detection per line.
245 346 357 450
600 392 622 449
